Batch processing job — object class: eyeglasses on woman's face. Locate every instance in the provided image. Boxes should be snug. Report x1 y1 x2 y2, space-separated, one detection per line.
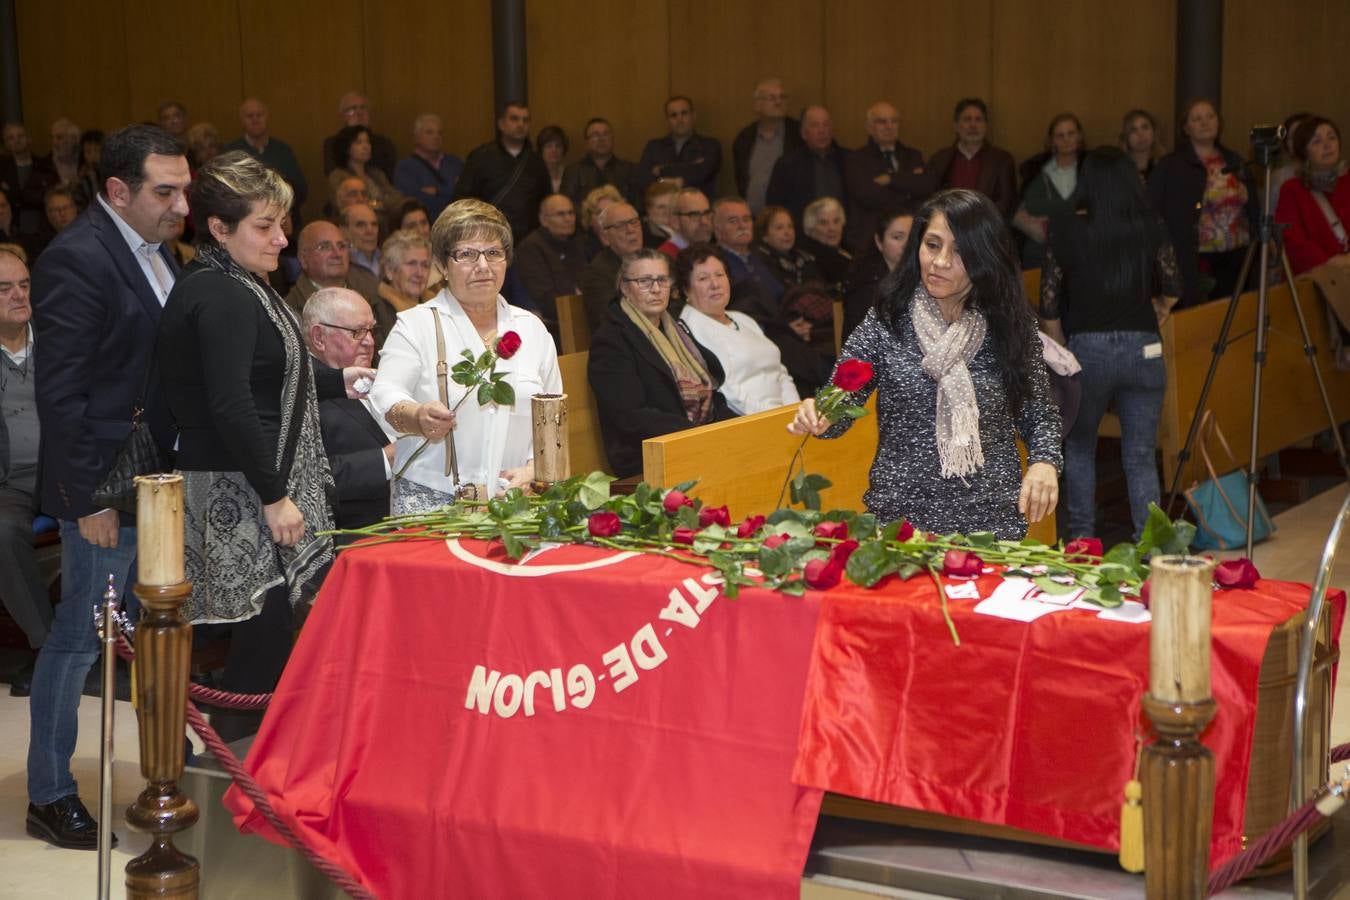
622 275 671 292
447 246 507 265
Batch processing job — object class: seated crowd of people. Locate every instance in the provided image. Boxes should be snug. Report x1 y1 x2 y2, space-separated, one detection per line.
2 78 1348 851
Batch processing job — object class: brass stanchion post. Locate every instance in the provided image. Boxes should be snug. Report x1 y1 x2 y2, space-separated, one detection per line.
1142 555 1217 899
124 474 199 899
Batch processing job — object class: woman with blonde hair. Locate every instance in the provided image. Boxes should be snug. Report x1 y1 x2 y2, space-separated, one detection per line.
157 151 373 737
378 229 433 312
371 199 560 512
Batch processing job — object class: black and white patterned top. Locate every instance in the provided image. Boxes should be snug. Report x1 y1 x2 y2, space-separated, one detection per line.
822 308 1063 539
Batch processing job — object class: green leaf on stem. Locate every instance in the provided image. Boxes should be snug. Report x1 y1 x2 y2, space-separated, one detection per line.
477 383 493 406
1033 576 1079 595
578 471 613 510
759 544 796 577
842 405 868 419
779 579 807 597
491 381 515 406
767 508 804 526
966 531 996 548
845 541 895 588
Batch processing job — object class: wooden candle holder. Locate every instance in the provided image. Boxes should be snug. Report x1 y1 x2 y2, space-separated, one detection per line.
1143 555 1216 900
531 393 569 492
125 475 200 899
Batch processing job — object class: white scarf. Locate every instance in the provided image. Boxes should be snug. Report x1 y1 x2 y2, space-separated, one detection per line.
910 286 987 479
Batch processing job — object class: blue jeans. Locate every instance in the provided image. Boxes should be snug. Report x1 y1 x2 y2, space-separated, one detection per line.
27 518 138 805
1064 331 1166 540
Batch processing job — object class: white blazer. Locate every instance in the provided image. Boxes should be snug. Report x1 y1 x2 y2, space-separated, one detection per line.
370 291 561 494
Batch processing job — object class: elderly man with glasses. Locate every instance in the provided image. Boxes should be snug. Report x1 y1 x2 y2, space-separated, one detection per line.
579 201 645 331
284 220 392 347
657 188 712 259
301 287 393 530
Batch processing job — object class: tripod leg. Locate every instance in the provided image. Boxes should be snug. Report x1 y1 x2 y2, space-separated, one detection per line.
1245 241 1276 558
1164 243 1259 512
1279 251 1350 478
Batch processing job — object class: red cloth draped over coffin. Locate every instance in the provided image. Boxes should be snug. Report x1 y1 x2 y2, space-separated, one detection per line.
792 570 1345 870
224 539 824 899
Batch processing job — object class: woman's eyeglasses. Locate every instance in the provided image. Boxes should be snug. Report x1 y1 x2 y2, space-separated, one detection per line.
447 247 507 265
623 276 671 292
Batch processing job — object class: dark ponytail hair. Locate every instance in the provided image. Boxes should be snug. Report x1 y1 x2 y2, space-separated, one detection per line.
1075 146 1160 305
877 188 1035 414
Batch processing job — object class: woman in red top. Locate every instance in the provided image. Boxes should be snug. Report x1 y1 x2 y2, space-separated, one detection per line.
1275 116 1350 275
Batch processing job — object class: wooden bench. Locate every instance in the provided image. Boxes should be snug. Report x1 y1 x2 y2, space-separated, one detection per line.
556 351 610 476
1159 279 1350 487
642 398 1058 544
556 294 591 355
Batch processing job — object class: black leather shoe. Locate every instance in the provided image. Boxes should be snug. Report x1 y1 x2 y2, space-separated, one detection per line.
8 660 34 697
26 795 117 850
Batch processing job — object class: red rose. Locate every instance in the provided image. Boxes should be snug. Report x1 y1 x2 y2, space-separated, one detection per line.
813 520 849 541
587 511 621 538
736 515 766 538
662 490 693 514
942 549 984 577
672 527 697 546
831 359 874 393
894 520 915 542
495 331 522 359
829 539 859 566
804 557 843 590
1064 537 1104 562
762 533 791 550
1214 558 1260 589
698 505 730 528
1138 580 1151 609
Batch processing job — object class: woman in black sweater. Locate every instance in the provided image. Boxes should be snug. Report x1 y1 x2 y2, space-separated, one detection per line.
158 152 371 737
1041 147 1181 540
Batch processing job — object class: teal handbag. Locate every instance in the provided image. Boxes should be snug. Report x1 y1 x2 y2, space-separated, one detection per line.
1185 411 1275 551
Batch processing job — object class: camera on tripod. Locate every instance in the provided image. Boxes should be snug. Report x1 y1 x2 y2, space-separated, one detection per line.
1249 124 1285 167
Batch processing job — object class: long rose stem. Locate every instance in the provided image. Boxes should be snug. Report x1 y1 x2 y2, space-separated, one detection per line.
928 564 961 647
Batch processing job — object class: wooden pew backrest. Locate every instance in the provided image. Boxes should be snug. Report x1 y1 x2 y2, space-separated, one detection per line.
557 351 611 476
556 294 591 355
643 398 1056 544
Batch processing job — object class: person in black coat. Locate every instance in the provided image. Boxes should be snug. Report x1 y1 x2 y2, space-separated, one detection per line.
26 124 190 851
1148 99 1259 308
301 287 392 532
766 106 849 226
843 101 933 253
588 249 733 477
731 77 803 210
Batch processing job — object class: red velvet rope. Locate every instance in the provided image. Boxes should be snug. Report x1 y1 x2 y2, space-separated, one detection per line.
1207 794 1326 895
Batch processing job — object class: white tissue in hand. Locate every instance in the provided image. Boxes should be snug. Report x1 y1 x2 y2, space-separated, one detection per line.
352 376 373 393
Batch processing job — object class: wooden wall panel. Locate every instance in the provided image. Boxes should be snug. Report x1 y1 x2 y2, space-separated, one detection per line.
668 0 823 198
363 0 494 181
237 0 364 222
123 0 242 136
16 0 131 150
527 0 671 169
1223 0 1350 158
823 0 992 161
989 0 1175 166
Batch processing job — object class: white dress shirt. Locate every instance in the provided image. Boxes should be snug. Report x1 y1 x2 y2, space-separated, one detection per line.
97 195 174 305
370 291 561 493
679 306 798 415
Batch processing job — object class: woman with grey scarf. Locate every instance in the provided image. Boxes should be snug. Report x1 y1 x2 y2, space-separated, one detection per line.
790 189 1061 540
157 152 373 740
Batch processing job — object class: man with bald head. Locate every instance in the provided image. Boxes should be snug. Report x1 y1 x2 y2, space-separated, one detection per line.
332 176 370 215
284 220 390 345
657 187 712 258
514 194 586 339
223 98 308 220
393 114 463 223
767 105 848 225
579 200 644 330
302 288 392 530
733 77 803 212
322 90 396 178
844 100 933 252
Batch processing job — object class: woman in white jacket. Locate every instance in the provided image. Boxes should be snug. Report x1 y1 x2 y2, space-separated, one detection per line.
371 199 560 513
675 243 798 415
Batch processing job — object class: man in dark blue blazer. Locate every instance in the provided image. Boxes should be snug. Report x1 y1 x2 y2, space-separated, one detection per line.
25 124 190 850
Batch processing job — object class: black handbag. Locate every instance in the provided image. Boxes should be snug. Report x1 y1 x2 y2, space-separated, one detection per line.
90 365 169 514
